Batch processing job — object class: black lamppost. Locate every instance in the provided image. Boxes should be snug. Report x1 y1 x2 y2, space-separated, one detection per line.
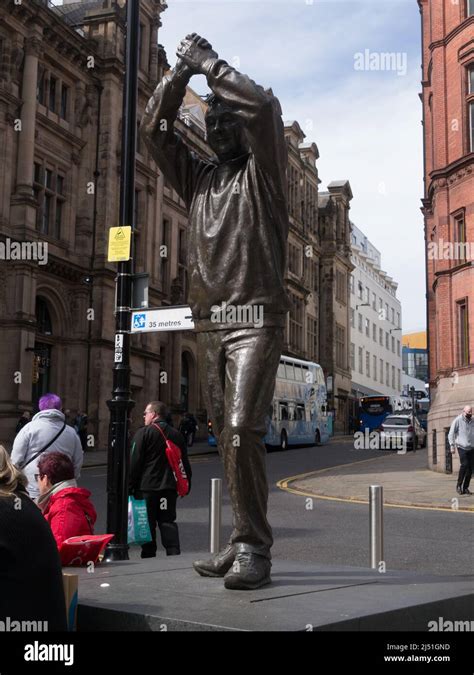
105 0 140 561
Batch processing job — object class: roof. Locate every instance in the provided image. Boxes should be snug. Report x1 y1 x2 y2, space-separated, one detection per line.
49 1 105 26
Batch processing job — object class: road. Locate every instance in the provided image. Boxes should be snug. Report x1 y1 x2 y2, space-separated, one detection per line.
81 439 473 575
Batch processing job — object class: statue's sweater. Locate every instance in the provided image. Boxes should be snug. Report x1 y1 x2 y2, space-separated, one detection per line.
141 58 291 332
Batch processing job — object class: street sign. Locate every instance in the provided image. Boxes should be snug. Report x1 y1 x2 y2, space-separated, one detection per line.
114 333 124 362
131 305 195 333
108 226 132 262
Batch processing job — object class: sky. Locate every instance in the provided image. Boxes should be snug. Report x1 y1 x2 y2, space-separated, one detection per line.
157 0 426 333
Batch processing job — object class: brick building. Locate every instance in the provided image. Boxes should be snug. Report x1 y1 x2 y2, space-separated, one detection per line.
0 0 354 449
418 0 474 472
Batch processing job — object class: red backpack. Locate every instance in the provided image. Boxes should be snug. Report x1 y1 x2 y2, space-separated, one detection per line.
152 423 190 497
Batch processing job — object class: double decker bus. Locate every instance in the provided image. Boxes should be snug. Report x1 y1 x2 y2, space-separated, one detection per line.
358 395 396 433
265 356 330 450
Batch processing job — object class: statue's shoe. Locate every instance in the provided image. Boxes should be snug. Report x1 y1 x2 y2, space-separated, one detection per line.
223 552 271 590
193 544 236 577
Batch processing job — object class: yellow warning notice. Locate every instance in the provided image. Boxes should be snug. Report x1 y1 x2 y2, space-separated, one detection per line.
108 226 132 262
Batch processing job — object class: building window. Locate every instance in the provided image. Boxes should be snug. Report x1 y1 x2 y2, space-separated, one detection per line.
391 307 395 324
161 218 170 291
350 308 355 328
385 302 389 320
336 270 347 304
397 340 400 357
379 297 383 312
365 318 370 337
34 163 65 238
37 65 46 105
396 312 400 328
397 369 401 392
386 362 389 386
350 342 355 370
373 355 377 382
392 365 395 389
372 291 376 310
391 336 395 353
457 298 470 366
379 328 383 346
350 275 354 294
288 243 302 276
366 351 371 377
468 0 474 19
49 76 57 113
380 359 383 383
358 313 363 332
311 260 319 292
60 84 69 120
372 323 376 342
289 294 304 351
365 286 370 303
358 346 363 374
307 316 318 361
336 324 346 369
468 65 474 151
358 281 363 299
385 332 389 349
453 211 467 261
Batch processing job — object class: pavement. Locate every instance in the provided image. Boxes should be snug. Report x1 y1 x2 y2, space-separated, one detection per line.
280 445 474 513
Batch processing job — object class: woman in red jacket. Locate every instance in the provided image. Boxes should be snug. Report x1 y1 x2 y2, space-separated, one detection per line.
36 451 97 548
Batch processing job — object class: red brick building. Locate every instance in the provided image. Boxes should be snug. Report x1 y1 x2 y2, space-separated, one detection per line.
418 0 474 472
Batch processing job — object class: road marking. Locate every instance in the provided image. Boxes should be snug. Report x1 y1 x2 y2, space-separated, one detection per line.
277 460 474 514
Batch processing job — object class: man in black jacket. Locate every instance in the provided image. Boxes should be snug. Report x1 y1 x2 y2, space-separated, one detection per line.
129 401 192 558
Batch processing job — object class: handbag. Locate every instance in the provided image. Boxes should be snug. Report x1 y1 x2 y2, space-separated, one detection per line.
152 423 190 497
59 534 115 566
19 422 67 470
127 496 152 545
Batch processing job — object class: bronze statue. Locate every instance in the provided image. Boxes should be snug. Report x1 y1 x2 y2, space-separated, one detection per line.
141 33 290 589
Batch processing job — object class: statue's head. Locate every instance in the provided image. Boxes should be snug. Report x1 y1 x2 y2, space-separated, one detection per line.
205 95 248 163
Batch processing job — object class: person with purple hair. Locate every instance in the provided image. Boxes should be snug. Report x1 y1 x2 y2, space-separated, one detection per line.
11 393 83 501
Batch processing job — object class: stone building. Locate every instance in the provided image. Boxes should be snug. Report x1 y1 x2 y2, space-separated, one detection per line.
418 0 474 473
0 0 354 449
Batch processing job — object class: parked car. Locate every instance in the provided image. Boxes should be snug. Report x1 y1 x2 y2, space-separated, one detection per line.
379 414 427 450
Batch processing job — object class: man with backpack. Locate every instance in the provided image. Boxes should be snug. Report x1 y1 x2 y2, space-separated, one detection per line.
129 401 192 558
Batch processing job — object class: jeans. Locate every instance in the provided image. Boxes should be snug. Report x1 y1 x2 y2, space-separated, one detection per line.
197 326 283 558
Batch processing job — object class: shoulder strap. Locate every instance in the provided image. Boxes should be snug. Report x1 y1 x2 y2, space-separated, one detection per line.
20 422 67 470
152 422 168 442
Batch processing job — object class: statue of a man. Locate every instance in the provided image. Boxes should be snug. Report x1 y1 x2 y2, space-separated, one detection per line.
141 33 290 590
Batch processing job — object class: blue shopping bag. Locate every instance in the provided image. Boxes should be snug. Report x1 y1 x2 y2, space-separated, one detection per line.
127 497 152 545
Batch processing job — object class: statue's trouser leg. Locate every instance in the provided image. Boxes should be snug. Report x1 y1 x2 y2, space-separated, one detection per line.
197 327 283 559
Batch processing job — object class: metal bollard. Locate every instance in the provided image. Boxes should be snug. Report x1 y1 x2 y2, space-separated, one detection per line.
209 478 222 554
369 485 384 569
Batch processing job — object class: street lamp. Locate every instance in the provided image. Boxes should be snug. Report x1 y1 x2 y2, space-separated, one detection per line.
105 0 140 562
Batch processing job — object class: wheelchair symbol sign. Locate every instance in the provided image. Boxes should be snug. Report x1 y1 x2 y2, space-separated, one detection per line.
133 313 147 330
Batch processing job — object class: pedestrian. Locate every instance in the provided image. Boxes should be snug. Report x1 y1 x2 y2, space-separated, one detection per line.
11 393 83 501
448 405 474 495
15 411 31 435
0 445 67 630
37 451 97 550
179 412 198 447
74 411 88 451
129 401 192 559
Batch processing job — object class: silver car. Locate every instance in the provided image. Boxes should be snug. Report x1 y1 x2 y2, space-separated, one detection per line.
379 414 427 451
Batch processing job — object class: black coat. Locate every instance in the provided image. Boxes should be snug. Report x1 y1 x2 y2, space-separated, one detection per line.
0 490 67 630
129 420 192 493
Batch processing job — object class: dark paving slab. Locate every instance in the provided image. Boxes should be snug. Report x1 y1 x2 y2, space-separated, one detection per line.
76 553 474 631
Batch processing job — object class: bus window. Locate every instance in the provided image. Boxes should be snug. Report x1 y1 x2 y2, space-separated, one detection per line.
279 403 288 421
296 405 305 421
285 363 294 380
294 366 303 382
288 403 296 421
277 363 285 378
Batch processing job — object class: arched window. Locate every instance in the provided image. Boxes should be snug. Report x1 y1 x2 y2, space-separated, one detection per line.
36 297 52 335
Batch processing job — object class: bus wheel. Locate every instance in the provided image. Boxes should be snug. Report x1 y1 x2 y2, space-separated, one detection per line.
315 430 321 446
280 430 288 451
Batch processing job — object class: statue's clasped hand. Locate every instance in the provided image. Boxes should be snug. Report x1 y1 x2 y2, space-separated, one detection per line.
176 33 218 75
